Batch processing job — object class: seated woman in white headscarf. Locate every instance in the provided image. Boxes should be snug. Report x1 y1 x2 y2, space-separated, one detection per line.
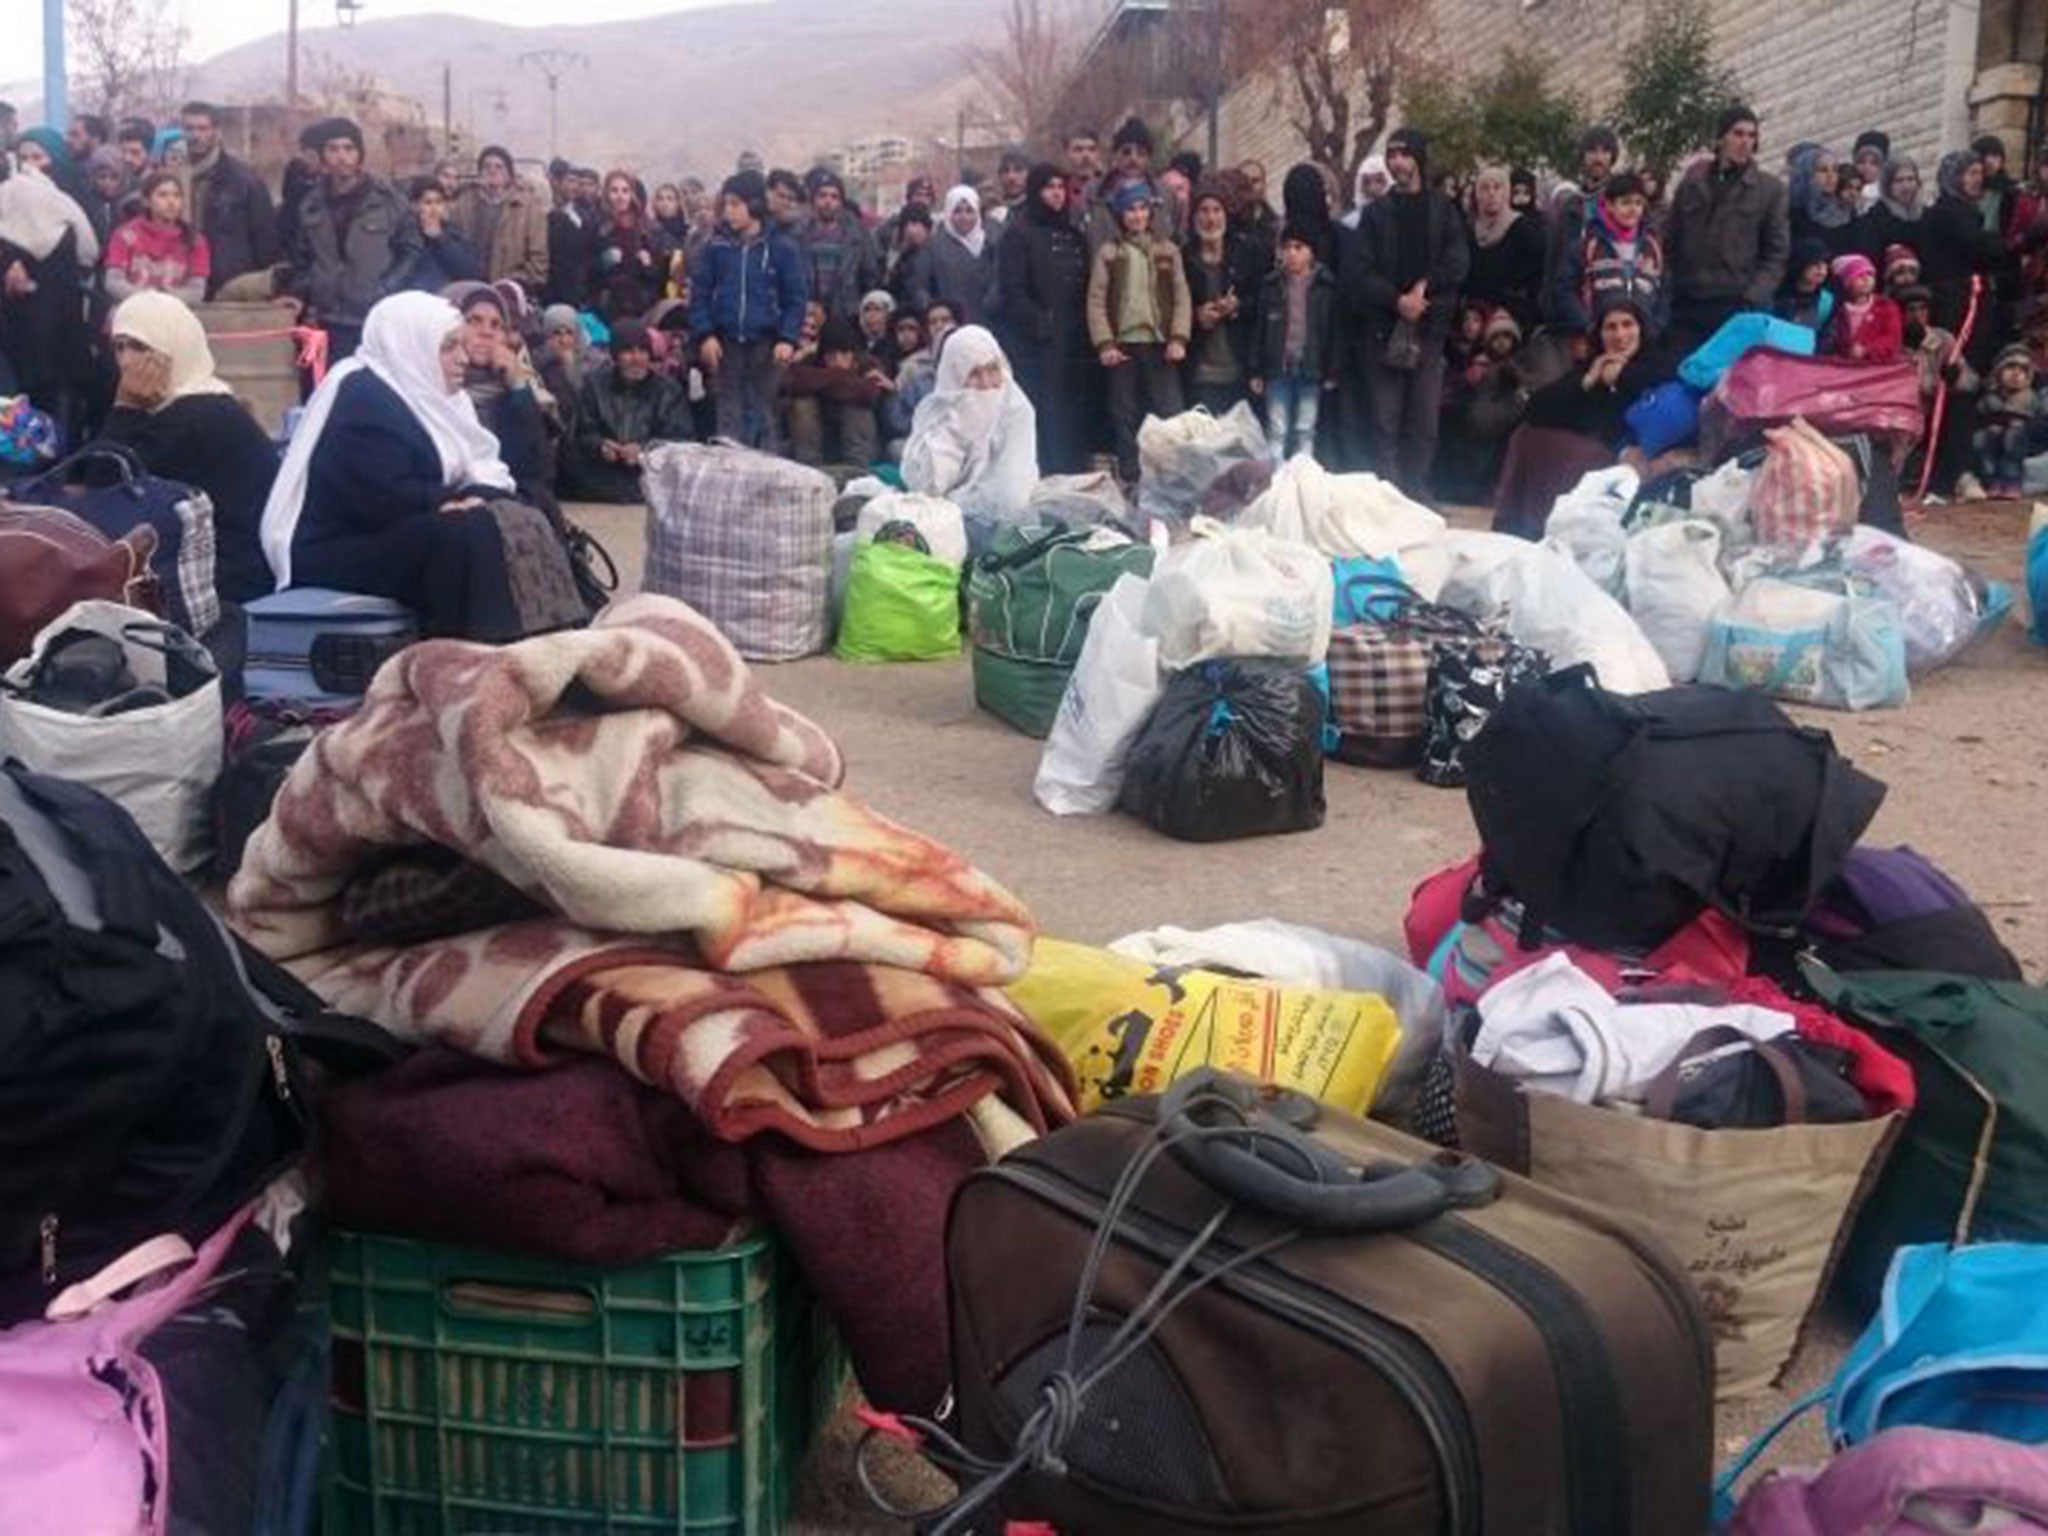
900 324 1038 529
259 290 586 640
103 292 281 604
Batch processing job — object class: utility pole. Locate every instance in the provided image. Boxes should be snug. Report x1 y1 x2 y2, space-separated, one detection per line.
442 63 452 155
286 0 299 105
43 0 69 125
519 49 587 162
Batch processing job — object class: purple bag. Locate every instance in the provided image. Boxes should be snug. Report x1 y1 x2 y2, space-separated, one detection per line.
1806 845 2022 981
1730 1426 2048 1534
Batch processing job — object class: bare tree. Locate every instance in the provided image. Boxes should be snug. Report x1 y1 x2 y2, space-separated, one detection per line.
67 0 190 123
968 0 1089 155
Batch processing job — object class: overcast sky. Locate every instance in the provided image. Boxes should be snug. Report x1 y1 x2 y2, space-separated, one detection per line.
2 0 729 93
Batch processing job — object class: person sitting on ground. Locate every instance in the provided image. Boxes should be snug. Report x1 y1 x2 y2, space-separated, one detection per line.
1970 342 2040 498
259 290 584 639
392 176 486 293
562 318 691 503
1554 171 1667 335
446 280 558 499
1901 285 1971 406
1438 307 1528 503
1883 242 1923 300
102 292 281 604
103 170 211 303
878 310 929 456
782 315 885 470
1087 181 1191 483
1775 237 1837 332
900 324 1038 527
885 300 957 444
1248 224 1338 463
1824 253 1903 363
1493 294 1673 539
857 289 900 367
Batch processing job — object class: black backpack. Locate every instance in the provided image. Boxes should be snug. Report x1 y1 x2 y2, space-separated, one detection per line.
0 763 397 1322
1462 666 1887 951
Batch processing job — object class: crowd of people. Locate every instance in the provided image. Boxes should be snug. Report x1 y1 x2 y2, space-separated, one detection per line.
5 94 2048 639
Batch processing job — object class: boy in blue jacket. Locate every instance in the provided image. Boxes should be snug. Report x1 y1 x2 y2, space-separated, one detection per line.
688 169 808 449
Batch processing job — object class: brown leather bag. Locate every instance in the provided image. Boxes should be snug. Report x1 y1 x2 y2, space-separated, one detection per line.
942 1070 1713 1535
0 504 160 669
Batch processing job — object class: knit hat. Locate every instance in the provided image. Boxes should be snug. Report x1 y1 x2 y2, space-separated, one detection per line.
817 316 861 356
1111 116 1153 154
860 289 896 315
1386 126 1429 173
306 117 364 154
1882 243 1921 283
1715 104 1759 140
1483 309 1522 346
1278 222 1317 250
1110 180 1151 217
1853 130 1891 161
542 303 581 335
1830 253 1876 288
720 169 768 220
1994 341 2034 373
610 319 653 356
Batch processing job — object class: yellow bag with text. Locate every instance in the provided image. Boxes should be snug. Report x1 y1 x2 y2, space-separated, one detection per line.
1008 939 1404 1115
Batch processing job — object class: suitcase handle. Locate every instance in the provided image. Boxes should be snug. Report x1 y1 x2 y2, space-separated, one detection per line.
1159 1070 1499 1233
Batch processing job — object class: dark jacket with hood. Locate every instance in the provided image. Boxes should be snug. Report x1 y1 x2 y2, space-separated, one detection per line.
1342 137 1470 344
1665 157 1791 309
687 181 809 345
995 166 1092 362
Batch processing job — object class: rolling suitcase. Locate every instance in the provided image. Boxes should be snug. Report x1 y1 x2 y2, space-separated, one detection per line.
940 1069 1714 1535
243 588 418 705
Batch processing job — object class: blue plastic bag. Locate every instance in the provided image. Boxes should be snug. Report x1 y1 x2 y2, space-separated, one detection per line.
2029 519 2048 647
1677 312 1816 392
1330 555 1406 625
1622 381 1702 457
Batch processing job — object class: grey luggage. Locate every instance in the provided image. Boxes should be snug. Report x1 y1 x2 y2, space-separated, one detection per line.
243 588 418 704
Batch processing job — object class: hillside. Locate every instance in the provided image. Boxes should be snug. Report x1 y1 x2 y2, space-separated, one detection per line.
189 0 1029 179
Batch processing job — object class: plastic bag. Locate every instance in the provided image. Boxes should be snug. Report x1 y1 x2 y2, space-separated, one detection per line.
1239 456 1451 599
853 492 969 568
1698 574 1909 710
1623 380 1702 457
1624 520 1733 682
1751 417 1859 548
1118 658 1326 841
833 539 962 662
1677 314 1816 391
1541 464 1638 598
1033 574 1162 816
1437 530 1671 694
1010 938 1404 1116
1142 519 1334 669
1135 403 1268 523
0 600 223 872
1837 526 2012 675
1028 472 1132 532
2031 512 2048 648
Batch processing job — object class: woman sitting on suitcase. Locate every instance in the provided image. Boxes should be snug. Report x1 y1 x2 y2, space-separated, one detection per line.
103 292 281 605
258 290 587 641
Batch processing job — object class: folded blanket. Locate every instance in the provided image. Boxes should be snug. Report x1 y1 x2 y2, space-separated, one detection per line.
229 593 1035 984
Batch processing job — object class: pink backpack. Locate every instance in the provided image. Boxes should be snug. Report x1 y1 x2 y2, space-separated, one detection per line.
1730 1426 2048 1534
0 1206 251 1536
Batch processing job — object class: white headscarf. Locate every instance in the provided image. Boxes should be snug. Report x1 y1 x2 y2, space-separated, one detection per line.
941 185 986 258
260 291 514 588
109 293 235 409
0 164 100 264
901 325 1037 521
1339 155 1389 230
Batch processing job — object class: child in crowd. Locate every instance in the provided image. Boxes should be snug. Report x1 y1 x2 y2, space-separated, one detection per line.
1776 238 1835 332
782 316 884 469
103 171 211 303
1555 170 1666 334
1447 301 1487 382
1248 225 1337 462
1826 254 1902 363
1086 181 1191 482
1972 343 2040 497
1882 243 1922 300
687 168 808 450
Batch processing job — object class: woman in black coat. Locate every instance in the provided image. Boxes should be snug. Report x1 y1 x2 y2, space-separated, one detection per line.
994 164 1093 472
1180 182 1270 414
1463 165 1547 331
1919 150 2009 371
101 293 281 604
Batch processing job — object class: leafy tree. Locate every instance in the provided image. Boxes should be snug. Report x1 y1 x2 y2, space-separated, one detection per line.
1398 51 1582 178
1609 0 1743 175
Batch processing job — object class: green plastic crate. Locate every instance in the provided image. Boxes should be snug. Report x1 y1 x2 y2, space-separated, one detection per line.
324 1229 844 1535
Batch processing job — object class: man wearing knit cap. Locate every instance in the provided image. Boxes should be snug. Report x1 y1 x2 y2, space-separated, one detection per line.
1085 116 1178 250
1664 103 1789 353
1340 124 1469 494
1542 124 1621 322
451 144 550 291
284 116 411 359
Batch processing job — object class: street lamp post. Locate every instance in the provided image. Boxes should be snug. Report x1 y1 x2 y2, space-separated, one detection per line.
519 50 587 162
43 0 68 126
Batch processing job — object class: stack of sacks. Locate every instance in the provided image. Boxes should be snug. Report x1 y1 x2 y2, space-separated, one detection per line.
228 593 1076 1411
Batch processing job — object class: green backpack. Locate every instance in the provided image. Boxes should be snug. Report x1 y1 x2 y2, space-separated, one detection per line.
965 526 1156 738
1804 963 2048 1314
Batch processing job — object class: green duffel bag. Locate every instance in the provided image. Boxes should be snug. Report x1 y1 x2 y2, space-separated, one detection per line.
835 540 962 663
965 525 1155 738
1804 962 2048 1315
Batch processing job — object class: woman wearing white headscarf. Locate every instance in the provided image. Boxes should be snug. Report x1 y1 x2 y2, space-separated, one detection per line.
928 184 995 324
259 290 578 639
103 292 282 603
901 325 1038 526
1 128 102 432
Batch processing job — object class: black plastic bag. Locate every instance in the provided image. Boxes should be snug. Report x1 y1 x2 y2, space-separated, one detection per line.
1119 659 1326 841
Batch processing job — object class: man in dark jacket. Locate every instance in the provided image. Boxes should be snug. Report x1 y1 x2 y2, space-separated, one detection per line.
1342 126 1469 494
1664 104 1791 352
286 118 410 359
180 101 279 296
562 319 692 502
797 171 880 320
543 159 591 308
688 170 809 449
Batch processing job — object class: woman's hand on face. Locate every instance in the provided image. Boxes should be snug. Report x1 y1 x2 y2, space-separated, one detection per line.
116 347 173 409
3 261 32 298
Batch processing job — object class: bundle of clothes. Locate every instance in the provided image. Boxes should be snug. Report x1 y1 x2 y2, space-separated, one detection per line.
227 592 1077 1411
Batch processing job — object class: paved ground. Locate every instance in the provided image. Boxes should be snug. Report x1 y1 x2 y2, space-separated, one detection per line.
569 497 2047 1529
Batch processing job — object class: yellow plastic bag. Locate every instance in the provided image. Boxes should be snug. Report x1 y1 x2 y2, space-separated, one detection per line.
1008 939 1404 1115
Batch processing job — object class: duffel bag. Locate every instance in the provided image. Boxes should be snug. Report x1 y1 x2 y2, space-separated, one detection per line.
1324 576 1486 768
928 1069 1715 1535
0 503 158 669
641 441 835 661
968 524 1156 738
11 441 220 640
1698 573 1909 712
1416 634 1548 789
